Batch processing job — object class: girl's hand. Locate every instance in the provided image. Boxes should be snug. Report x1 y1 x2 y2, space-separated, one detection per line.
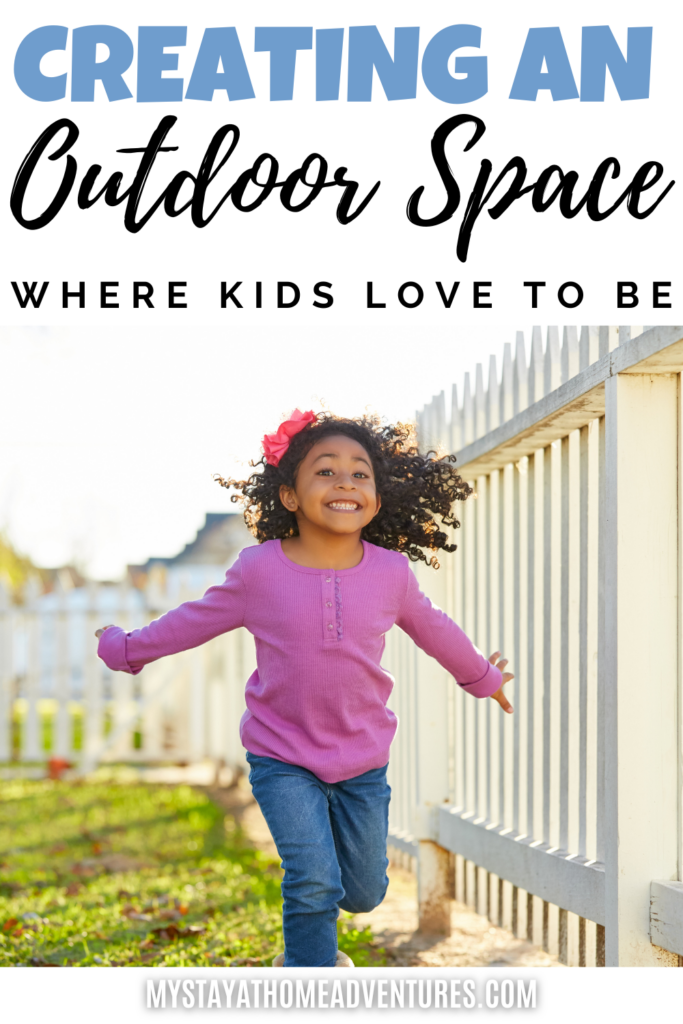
488 651 514 714
95 625 115 639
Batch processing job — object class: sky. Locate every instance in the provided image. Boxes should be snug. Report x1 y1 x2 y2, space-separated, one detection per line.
1 324 548 578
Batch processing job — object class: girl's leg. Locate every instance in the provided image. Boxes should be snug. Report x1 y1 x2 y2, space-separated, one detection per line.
328 764 391 914
246 754 343 967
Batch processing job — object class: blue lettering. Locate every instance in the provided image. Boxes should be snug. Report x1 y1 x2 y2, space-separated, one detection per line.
185 28 254 100
316 28 344 101
14 25 68 102
137 26 186 102
580 27 652 101
254 27 313 101
509 27 579 101
72 25 134 102
422 25 487 104
348 26 419 101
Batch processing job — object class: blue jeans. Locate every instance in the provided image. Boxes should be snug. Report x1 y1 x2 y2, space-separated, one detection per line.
246 753 390 967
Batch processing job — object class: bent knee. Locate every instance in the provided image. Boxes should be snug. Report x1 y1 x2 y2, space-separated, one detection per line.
339 882 388 915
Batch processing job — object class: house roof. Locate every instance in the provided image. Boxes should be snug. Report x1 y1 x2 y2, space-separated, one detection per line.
128 512 253 575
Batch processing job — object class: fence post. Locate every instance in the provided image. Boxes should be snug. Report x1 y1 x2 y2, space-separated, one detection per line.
604 371 680 965
24 578 42 761
53 579 71 758
83 582 104 773
413 557 452 934
0 580 12 761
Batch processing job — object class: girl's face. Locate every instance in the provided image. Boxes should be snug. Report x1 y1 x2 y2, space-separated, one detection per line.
279 434 381 536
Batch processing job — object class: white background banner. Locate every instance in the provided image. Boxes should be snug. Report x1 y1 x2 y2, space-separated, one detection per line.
2 966 683 1020
1 0 680 325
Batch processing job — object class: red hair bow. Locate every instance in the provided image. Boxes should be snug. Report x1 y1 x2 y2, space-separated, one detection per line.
262 409 317 467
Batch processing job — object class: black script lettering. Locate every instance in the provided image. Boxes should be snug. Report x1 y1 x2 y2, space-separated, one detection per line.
11 119 79 229
408 117 675 262
12 118 380 233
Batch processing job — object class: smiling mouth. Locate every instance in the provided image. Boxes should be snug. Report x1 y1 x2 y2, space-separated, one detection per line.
327 501 361 512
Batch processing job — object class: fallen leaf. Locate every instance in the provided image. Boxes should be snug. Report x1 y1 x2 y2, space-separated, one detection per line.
101 854 145 873
92 931 109 940
139 938 156 949
178 904 189 916
117 890 132 900
72 863 97 877
65 882 82 896
91 842 103 855
48 844 67 855
2 919 18 931
156 909 181 921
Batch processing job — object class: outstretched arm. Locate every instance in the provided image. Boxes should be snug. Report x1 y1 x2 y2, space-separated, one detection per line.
96 558 246 675
395 566 513 708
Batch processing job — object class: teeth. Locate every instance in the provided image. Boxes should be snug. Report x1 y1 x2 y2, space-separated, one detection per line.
329 502 359 509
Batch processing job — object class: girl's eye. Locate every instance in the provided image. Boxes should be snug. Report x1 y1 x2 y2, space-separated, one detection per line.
353 472 367 478
317 469 334 476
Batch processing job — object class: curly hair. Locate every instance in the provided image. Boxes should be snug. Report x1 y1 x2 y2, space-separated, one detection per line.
215 413 472 567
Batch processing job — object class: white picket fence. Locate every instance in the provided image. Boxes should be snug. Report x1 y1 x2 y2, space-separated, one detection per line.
0 573 254 774
383 324 683 967
2 324 682 968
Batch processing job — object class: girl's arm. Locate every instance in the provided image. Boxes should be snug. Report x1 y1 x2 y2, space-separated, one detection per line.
395 566 503 698
97 557 246 675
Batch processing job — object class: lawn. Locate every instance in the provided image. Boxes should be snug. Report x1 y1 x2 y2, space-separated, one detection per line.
0 776 384 967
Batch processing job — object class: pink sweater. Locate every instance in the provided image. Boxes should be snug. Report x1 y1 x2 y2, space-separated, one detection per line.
98 539 501 783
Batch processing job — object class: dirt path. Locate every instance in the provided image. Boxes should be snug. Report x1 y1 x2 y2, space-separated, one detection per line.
207 776 561 968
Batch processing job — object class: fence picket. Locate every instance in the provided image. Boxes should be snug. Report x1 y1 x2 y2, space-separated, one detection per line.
0 581 11 760
528 327 544 405
514 331 528 415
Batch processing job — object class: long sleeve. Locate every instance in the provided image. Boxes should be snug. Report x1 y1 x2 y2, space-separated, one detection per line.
97 557 247 675
395 566 502 698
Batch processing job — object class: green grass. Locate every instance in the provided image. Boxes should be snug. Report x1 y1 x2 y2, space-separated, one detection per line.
0 778 385 967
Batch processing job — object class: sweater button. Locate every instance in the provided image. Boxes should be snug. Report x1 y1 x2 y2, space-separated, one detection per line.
327 623 334 630
326 601 332 607
325 577 331 583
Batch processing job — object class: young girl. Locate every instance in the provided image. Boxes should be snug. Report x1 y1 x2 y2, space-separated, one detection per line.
96 410 513 968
